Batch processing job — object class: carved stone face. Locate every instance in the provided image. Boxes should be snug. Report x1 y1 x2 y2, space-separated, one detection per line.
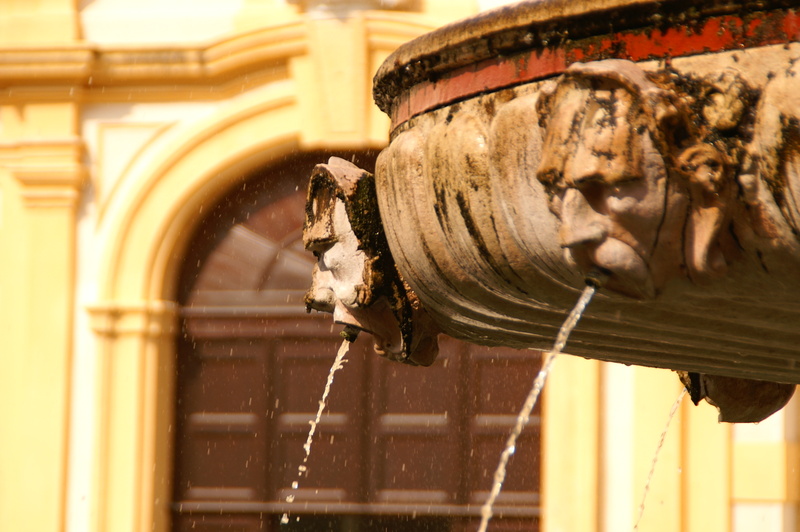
537 78 685 298
303 157 440 366
305 192 404 357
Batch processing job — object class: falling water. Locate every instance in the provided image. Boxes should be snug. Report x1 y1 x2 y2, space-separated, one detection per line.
280 337 352 525
478 281 600 532
633 388 687 531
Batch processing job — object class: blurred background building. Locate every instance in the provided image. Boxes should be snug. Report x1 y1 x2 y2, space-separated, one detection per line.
0 1 797 531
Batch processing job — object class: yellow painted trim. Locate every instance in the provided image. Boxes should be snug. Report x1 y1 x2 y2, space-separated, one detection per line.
0 22 306 102
542 355 601 532
94 121 173 206
2 137 86 208
0 130 84 531
732 442 800 503
87 302 178 532
0 13 442 103
681 398 731 532
96 83 299 296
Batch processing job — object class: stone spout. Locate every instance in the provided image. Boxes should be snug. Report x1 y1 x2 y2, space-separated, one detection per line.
303 157 440 366
303 0 800 422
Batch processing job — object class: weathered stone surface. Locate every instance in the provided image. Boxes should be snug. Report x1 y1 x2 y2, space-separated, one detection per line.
306 0 800 420
365 9 800 384
303 157 439 366
373 51 800 387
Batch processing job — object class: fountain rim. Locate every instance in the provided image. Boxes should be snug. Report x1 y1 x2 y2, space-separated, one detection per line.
372 0 800 130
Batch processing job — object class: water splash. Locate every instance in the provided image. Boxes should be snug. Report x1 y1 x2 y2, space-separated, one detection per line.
478 282 598 532
633 388 687 531
281 338 352 526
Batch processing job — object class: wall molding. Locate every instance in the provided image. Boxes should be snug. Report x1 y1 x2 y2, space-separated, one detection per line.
1 137 86 208
0 14 439 103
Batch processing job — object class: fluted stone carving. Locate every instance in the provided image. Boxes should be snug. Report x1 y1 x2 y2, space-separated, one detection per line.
304 1 800 420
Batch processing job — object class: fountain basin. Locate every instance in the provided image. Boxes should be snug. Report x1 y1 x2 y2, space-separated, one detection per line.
304 0 800 421
368 0 800 386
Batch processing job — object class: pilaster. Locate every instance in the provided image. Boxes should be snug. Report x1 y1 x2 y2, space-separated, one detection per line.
0 126 85 532
87 301 178 532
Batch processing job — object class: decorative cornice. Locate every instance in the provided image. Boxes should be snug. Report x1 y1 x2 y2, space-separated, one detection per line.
0 22 307 102
0 14 440 104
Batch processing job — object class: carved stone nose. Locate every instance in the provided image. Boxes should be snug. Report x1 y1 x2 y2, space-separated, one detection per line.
558 188 607 248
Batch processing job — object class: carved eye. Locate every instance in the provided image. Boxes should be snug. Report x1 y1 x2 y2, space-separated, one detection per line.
537 169 564 195
575 179 609 213
307 237 337 258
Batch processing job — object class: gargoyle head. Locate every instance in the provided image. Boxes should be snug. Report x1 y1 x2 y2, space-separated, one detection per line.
303 157 440 366
536 60 744 298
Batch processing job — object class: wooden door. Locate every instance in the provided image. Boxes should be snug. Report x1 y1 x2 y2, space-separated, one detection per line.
172 152 541 531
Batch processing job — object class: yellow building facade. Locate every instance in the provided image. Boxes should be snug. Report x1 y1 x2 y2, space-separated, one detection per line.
0 1 797 532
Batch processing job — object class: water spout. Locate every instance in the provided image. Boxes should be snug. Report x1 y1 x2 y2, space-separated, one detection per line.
478 279 600 532
281 338 352 525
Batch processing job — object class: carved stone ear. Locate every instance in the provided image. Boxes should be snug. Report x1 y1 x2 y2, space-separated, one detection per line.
678 144 726 193
677 144 733 281
700 69 749 131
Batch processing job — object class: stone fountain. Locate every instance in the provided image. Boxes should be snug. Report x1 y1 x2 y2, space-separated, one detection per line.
303 0 800 423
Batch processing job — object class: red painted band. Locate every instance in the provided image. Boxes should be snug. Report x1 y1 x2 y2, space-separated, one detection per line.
390 9 800 129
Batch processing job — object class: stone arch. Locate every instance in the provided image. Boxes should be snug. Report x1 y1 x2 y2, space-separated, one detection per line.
87 85 344 532
97 83 302 303
82 11 455 527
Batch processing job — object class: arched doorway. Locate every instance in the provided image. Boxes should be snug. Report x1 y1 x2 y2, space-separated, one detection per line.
172 151 541 531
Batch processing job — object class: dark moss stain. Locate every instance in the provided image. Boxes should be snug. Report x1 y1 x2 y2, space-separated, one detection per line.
482 97 496 118
336 169 430 365
772 119 800 234
445 103 460 124
454 191 511 282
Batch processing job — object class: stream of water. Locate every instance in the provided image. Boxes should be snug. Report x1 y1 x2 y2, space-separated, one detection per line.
633 388 687 531
477 282 599 532
280 337 352 526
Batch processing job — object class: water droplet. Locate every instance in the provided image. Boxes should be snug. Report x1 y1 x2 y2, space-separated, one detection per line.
280 514 289 525
291 481 298 489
